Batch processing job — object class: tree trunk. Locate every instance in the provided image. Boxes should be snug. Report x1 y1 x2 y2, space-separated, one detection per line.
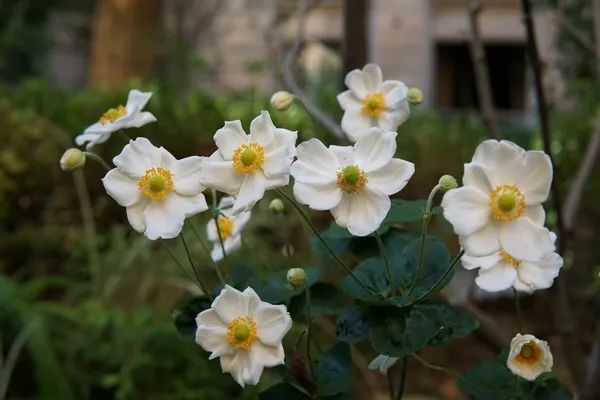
342 0 369 76
89 0 163 87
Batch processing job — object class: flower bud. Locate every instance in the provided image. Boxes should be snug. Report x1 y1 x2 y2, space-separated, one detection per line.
287 268 306 287
407 87 423 105
60 148 86 171
269 198 285 214
439 175 458 191
270 91 294 111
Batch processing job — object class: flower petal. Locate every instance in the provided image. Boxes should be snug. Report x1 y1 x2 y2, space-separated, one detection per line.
377 103 410 132
249 110 275 147
125 89 153 112
171 156 205 195
164 192 208 218
337 90 362 110
113 137 162 178
293 181 343 211
232 172 267 215
332 189 390 237
500 218 555 261
212 285 247 324
459 224 501 256
220 350 262 387
262 131 297 178
381 80 408 107
75 130 111 150
126 200 147 233
291 139 339 185
340 109 372 142
344 69 369 99
329 145 354 166
441 186 491 236
475 263 517 292
253 303 292 346
102 168 141 207
214 120 248 160
366 158 414 195
525 205 545 226
250 342 285 368
195 309 232 360
141 200 185 240
352 129 397 172
517 253 562 292
362 63 383 92
471 140 526 187
463 163 493 193
517 150 552 205
210 235 242 262
461 252 502 271
122 111 157 129
199 152 245 195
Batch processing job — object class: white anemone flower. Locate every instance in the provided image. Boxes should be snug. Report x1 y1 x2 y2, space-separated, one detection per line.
441 140 555 261
75 89 157 149
507 333 553 381
102 137 208 240
207 197 251 262
337 63 410 142
199 111 297 215
368 354 398 375
290 128 415 236
195 285 292 387
461 233 562 293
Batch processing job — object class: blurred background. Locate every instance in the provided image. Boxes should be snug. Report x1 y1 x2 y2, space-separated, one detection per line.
0 0 599 399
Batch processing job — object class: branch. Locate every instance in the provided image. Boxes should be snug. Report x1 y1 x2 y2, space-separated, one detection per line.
582 322 600 400
0 321 38 400
554 13 595 54
279 0 348 142
467 0 499 139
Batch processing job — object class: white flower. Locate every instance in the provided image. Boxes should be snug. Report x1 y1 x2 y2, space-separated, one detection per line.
337 63 410 142
75 89 157 149
102 137 207 240
441 140 555 261
368 354 398 375
199 111 297 215
195 285 292 387
290 128 414 236
507 333 553 381
207 197 251 262
462 233 562 293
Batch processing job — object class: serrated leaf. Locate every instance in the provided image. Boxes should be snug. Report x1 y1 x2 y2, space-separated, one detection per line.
336 306 369 343
313 342 352 397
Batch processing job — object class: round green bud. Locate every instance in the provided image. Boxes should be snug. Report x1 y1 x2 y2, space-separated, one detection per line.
269 198 285 214
407 87 423 105
270 91 294 111
438 175 458 191
60 148 86 171
287 268 306 287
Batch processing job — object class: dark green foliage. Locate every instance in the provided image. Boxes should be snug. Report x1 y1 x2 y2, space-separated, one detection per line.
335 306 369 343
312 342 352 397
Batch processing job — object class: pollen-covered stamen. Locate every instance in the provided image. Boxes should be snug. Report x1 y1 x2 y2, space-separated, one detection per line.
226 316 257 350
232 142 265 174
99 105 127 125
361 93 387 117
138 167 174 201
337 165 367 194
217 216 234 240
515 341 541 365
490 184 525 221
499 250 520 268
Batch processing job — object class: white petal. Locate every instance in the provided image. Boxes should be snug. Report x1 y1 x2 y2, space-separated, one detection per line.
164 192 208 218
250 342 285 368
361 63 383 92
212 285 247 324
210 236 242 262
381 80 408 107
500 218 555 261
262 132 297 178
290 139 339 185
368 355 398 375
253 303 292 346
195 309 232 359
352 129 397 172
293 182 343 211
525 205 545 226
441 186 491 236
75 130 111 150
517 253 562 291
471 140 525 187
461 252 502 271
366 158 414 195
340 109 372 142
125 89 153 112
332 189 390 237
214 121 248 160
249 110 275 147
242 287 262 315
102 169 141 207
172 156 205 195
141 199 185 240
459 224 501 256
218 196 236 210
199 153 244 195
232 172 267 215
121 111 157 129
475 263 517 292
377 103 410 132
126 200 147 233
463 163 493 193
517 150 552 205
344 69 369 99
231 210 251 237
329 145 354 166
113 137 161 178
221 350 262 387
337 90 362 111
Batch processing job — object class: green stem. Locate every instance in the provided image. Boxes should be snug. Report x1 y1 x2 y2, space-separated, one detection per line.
180 234 212 299
408 184 442 295
119 129 131 142
161 241 197 285
413 250 464 303
83 151 111 171
190 222 226 285
412 353 480 394
395 357 408 400
304 281 315 378
514 288 523 332
214 214 229 265
277 189 377 296
375 231 395 296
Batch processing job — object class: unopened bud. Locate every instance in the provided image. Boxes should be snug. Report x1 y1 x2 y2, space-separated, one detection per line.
407 87 423 105
287 268 306 287
270 91 294 111
439 175 458 191
269 198 285 214
60 148 86 171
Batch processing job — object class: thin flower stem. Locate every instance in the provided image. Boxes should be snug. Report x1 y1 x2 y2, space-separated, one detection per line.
304 281 315 378
83 151 111 171
408 184 442 295
514 288 523 332
412 353 481 394
161 241 202 290
119 129 131 142
210 190 229 267
413 250 465 304
395 357 408 400
180 234 212 299
276 189 377 296
190 222 227 285
375 231 395 296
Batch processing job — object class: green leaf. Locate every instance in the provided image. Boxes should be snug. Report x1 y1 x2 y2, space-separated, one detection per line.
313 342 352 397
289 283 343 317
423 302 479 346
259 382 309 400
172 296 212 340
336 306 369 343
380 200 442 231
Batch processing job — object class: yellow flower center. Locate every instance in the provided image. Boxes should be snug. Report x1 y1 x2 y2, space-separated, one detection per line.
499 250 520 267
99 105 127 125
137 167 174 201
232 142 265 174
226 316 257 350
490 184 525 221
361 93 387 117
515 341 541 365
217 216 234 240
337 165 367 194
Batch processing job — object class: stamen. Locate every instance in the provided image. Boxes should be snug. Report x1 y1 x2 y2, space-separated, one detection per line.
138 167 174 201
232 142 265 174
226 316 257 350
499 250 520 268
99 105 127 125
515 341 541 365
489 184 525 221
337 165 367 194
217 216 234 240
361 93 387 117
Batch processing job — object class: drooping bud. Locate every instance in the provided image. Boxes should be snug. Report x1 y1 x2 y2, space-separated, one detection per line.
270 91 294 111
287 268 306 287
438 175 458 191
59 148 86 171
269 198 285 214
407 87 423 105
